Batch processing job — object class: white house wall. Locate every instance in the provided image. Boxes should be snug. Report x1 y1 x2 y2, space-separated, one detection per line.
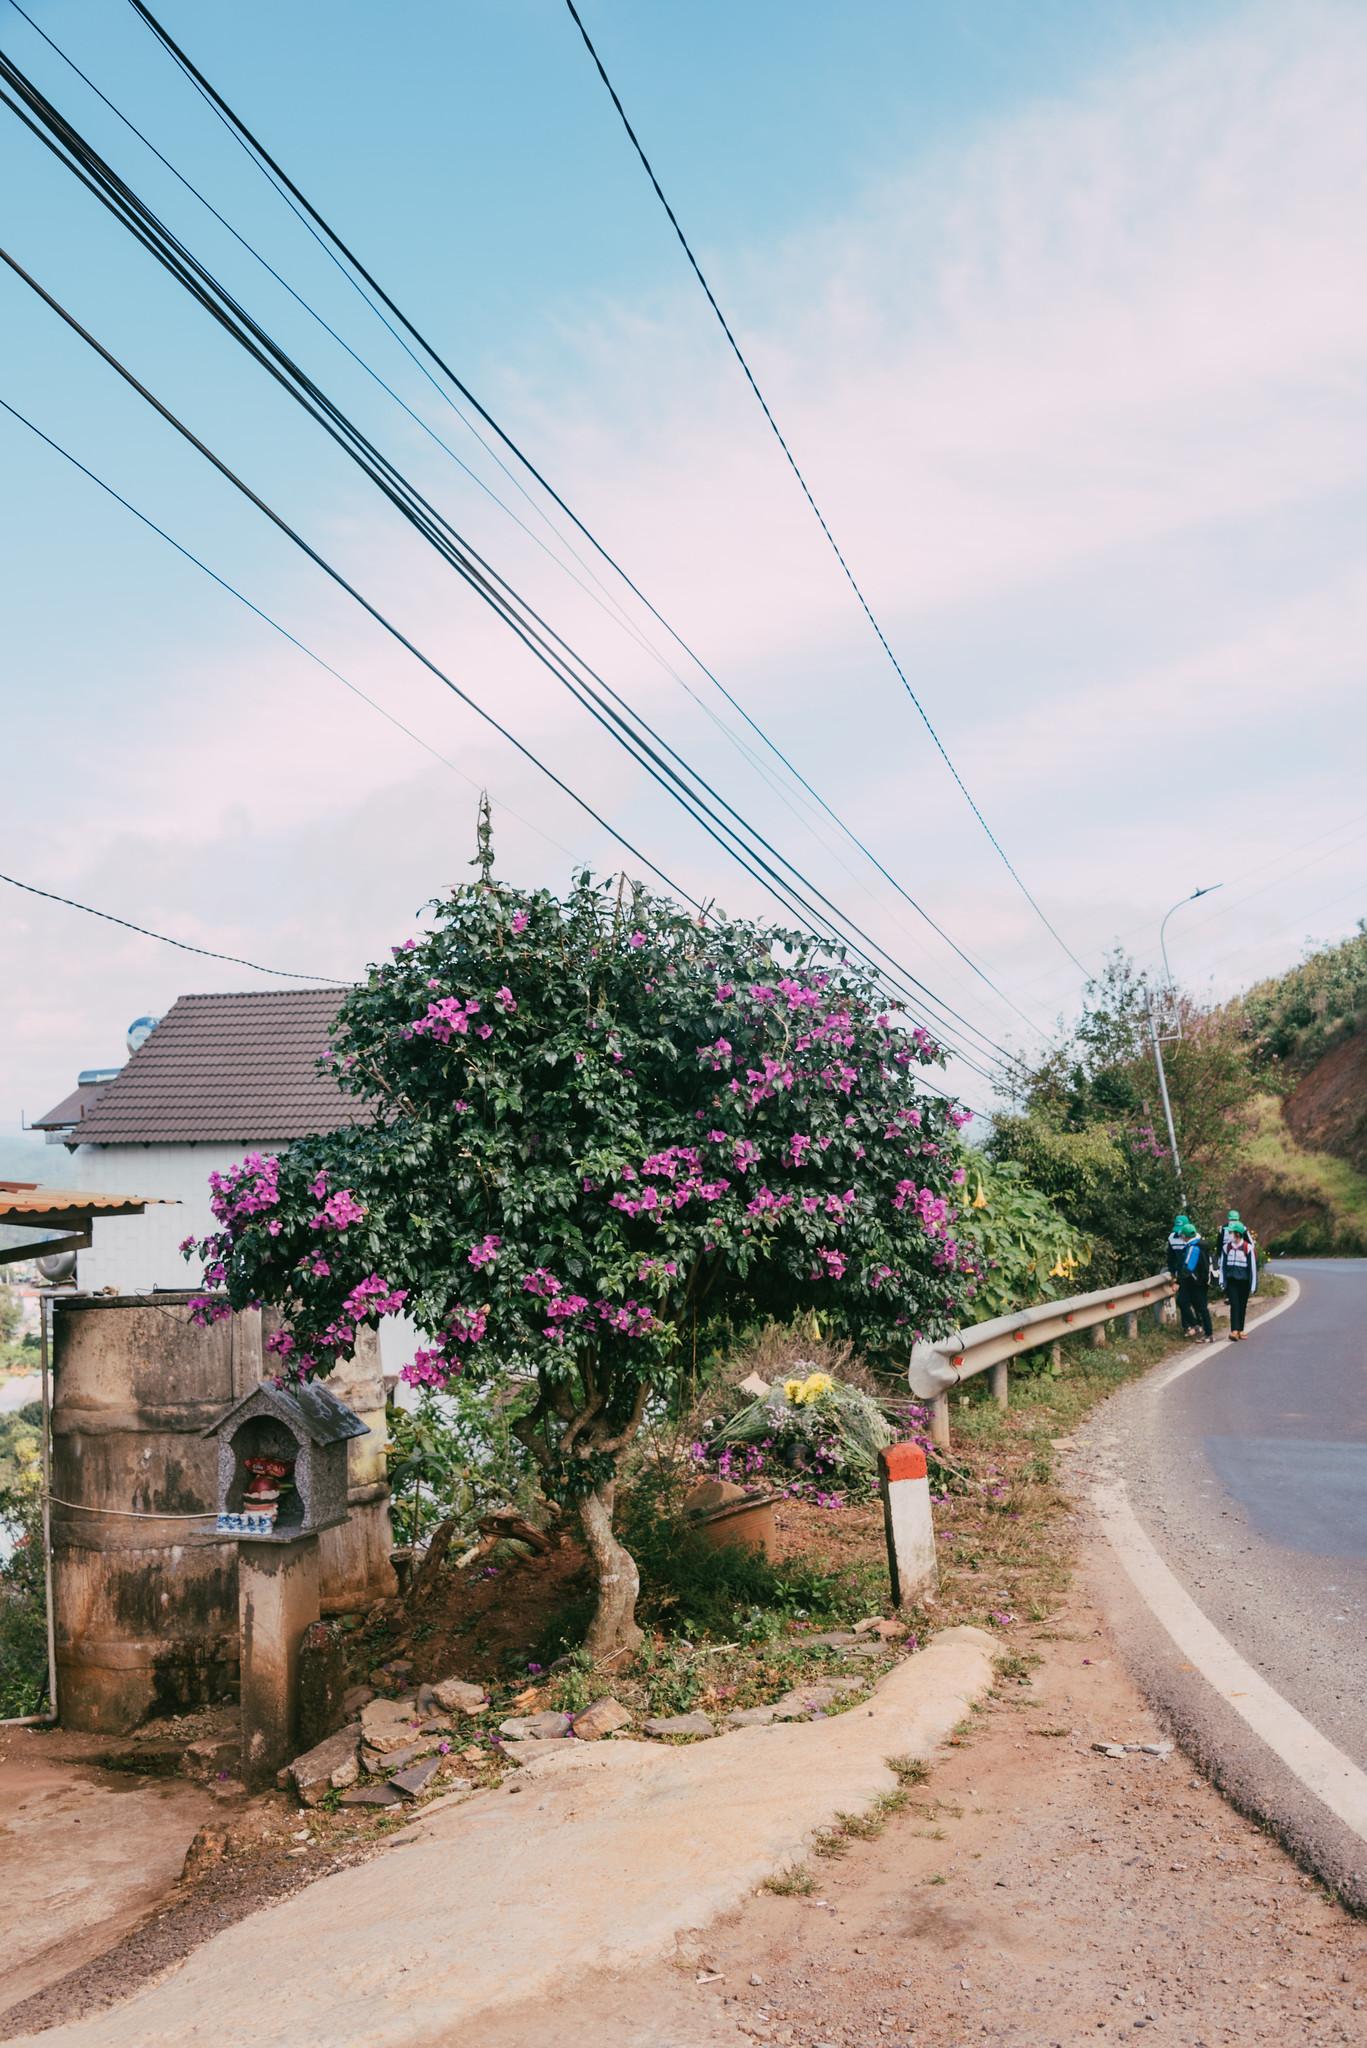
70 1141 419 1380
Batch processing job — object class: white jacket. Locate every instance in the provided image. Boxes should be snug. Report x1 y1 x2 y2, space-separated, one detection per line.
1218 1239 1257 1293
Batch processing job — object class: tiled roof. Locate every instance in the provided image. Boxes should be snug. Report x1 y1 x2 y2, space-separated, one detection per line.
32 1080 110 1131
72 990 360 1146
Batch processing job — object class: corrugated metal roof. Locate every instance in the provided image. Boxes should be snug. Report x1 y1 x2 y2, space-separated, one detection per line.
0 1181 171 1220
71 989 359 1146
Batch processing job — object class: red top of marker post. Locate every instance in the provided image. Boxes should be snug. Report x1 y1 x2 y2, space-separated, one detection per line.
880 1443 928 1483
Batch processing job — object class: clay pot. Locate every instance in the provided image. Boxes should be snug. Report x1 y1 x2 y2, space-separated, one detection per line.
685 1478 778 1557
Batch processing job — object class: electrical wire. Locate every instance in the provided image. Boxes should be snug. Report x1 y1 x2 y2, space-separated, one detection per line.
0 870 346 981
0 63 1019 1087
2 237 1001 1110
117 0 1052 1047
3 269 996 1117
560 0 1089 979
0 242 699 912
0 394 583 867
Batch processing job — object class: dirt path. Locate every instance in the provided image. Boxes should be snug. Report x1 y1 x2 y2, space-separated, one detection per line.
461 1548 1366 2048
0 1740 214 2024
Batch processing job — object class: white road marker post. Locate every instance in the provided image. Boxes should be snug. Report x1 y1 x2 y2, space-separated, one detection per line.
879 1442 938 1608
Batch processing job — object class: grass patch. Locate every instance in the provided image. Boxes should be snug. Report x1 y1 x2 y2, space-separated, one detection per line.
995 1651 1042 1686
763 1863 816 1896
1242 1093 1367 1252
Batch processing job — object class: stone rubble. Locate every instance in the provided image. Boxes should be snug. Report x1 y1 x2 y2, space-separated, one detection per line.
571 1697 633 1740
390 1755 443 1798
360 1697 425 1754
643 1711 717 1740
427 1676 490 1714
285 1722 363 1807
499 1710 573 1741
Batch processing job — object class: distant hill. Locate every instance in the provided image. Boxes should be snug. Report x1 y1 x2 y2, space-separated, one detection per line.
1228 924 1367 1254
0 1132 62 1188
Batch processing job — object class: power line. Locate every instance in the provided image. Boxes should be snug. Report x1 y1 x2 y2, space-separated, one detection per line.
0 65 1018 1086
560 0 1089 980
0 241 698 913
0 870 345 981
117 0 1052 1047
1 259 991 1114
0 235 998 1109
0 394 582 867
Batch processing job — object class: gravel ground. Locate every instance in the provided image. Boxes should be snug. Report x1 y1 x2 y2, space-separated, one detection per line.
458 1557 1367 2048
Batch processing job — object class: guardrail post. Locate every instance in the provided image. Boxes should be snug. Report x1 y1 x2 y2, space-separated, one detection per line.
1090 1321 1108 1348
878 1443 938 1607
930 1391 951 1452
990 1360 1009 1407
1124 1311 1138 1340
1050 1340 1063 1375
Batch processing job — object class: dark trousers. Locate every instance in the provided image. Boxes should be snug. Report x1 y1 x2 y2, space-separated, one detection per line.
1226 1277 1251 1333
1178 1274 1212 1337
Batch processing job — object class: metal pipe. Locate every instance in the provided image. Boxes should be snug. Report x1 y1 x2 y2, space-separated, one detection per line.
1148 998 1184 1194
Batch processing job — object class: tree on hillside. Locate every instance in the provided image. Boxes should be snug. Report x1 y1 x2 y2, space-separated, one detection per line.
184 859 976 1661
992 952 1249 1275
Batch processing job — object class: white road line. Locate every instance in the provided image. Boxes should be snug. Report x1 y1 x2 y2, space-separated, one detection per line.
1146 1270 1301 1390
1093 1272 1367 1847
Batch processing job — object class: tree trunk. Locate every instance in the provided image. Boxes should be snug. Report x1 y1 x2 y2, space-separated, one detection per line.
577 1478 643 1666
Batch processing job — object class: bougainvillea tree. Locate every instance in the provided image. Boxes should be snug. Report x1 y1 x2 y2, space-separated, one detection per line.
184 864 978 1660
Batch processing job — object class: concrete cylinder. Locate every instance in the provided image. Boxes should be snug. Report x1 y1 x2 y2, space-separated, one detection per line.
49 1294 251 1733
50 1298 397 1732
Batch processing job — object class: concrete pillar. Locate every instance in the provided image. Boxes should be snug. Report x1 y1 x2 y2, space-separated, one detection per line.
238 1535 320 1788
1124 1311 1139 1340
1050 1340 1063 1375
1090 1321 1108 1348
930 1392 951 1452
879 1444 938 1608
990 1359 1009 1407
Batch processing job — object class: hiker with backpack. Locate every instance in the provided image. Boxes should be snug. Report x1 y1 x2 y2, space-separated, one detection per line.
1219 1209 1253 1261
1166 1213 1198 1328
1219 1222 1258 1340
1176 1220 1214 1342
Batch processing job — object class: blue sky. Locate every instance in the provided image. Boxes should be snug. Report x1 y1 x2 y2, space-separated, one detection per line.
3 0 1364 1140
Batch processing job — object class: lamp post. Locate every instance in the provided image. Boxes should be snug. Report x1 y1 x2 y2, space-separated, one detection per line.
1149 885 1223 1196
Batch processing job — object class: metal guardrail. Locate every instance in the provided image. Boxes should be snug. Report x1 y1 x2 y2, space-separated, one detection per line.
907 1271 1178 1448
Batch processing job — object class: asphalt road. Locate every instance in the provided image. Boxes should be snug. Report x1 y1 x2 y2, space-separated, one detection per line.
1080 1260 1367 1905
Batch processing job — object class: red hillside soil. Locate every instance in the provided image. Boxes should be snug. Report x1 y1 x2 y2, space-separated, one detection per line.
1284 1028 1367 1172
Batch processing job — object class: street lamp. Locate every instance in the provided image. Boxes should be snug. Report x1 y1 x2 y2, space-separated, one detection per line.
1149 885 1222 1195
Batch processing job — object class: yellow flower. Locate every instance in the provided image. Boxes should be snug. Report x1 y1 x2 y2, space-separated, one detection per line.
783 1377 805 1403
972 1184 988 1210
800 1371 834 1402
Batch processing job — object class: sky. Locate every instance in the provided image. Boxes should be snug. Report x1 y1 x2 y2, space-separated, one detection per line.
3 0 1365 1153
